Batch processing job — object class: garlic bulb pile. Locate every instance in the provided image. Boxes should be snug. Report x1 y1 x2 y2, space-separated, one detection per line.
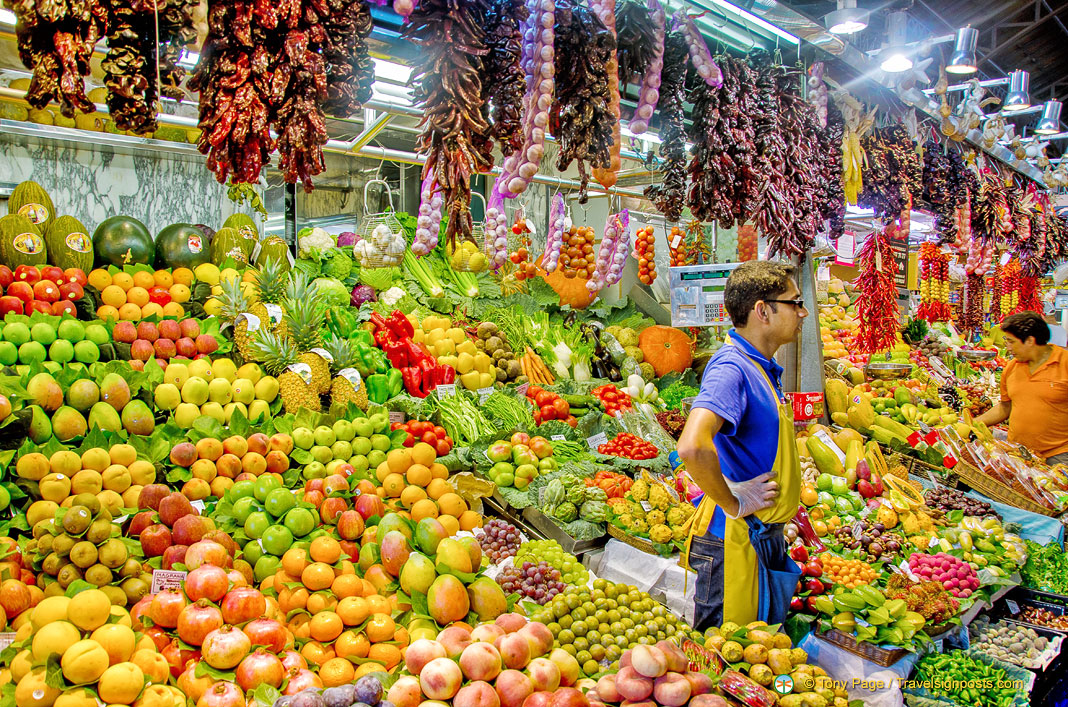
628 0 666 135
587 209 630 292
485 189 511 268
414 174 443 255
355 224 406 266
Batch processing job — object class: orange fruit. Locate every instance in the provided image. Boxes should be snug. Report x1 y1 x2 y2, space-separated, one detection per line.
337 560 357 576
168 284 190 303
309 612 343 642
406 464 431 488
393 626 410 647
438 493 467 517
171 267 194 286
140 303 164 319
400 485 427 508
365 594 390 616
126 287 150 307
367 643 402 670
153 270 174 289
288 613 311 639
100 285 127 308
96 305 120 321
309 536 341 564
282 548 309 578
438 514 459 536
458 510 482 531
319 657 355 687
299 641 332 667
162 302 184 318
334 630 370 659
131 271 155 290
382 474 405 498
111 272 134 291
301 562 335 591
365 613 395 643
306 592 338 615
426 478 451 500
411 443 436 468
386 449 412 475
117 303 142 321
336 597 369 627
355 662 383 679
430 463 449 480
331 574 362 599
410 499 439 522
88 269 112 290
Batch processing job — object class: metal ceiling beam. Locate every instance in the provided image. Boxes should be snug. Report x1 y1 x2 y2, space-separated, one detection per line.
979 0 1068 65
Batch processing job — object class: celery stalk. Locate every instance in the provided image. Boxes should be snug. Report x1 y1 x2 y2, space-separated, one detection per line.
403 248 445 298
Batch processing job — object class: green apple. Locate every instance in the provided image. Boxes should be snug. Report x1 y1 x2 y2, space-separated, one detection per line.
242 539 264 566
370 412 390 434
261 525 294 555
292 426 315 450
231 496 258 524
311 445 333 465
244 511 270 539
353 418 374 439
330 440 353 461
367 449 386 469
284 507 317 537
351 437 373 456
302 461 327 480
333 419 355 442
370 434 391 452
349 455 369 473
264 488 297 518
313 425 336 447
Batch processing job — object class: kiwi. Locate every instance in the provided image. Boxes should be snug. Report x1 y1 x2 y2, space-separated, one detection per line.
84 563 113 587
101 585 127 607
120 557 142 578
56 563 82 588
32 519 55 539
43 581 65 598
95 507 113 525
120 576 149 604
97 538 128 569
52 533 76 557
86 518 112 545
71 493 101 515
69 540 98 569
62 506 92 534
36 534 54 555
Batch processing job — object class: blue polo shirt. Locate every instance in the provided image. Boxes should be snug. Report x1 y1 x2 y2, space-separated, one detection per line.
691 330 784 538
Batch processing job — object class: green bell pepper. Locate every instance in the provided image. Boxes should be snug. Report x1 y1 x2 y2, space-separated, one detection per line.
366 374 391 404
367 348 389 374
386 367 403 396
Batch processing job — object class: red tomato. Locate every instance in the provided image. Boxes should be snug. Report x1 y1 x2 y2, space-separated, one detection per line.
534 390 553 407
435 439 451 456
551 398 569 418
390 422 403 431
421 430 438 446
540 404 556 420
402 434 415 448
432 425 447 439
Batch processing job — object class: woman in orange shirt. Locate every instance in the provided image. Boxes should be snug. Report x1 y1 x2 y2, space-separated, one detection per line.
977 311 1068 465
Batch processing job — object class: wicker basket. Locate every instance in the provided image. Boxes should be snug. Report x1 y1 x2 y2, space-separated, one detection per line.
953 461 1058 517
813 625 909 667
911 456 960 488
925 621 957 637
607 523 664 556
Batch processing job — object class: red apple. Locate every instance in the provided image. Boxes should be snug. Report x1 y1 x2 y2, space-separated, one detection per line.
6 281 33 304
58 281 84 301
0 266 13 289
51 301 76 317
26 300 51 314
0 297 23 316
63 268 88 287
13 265 39 285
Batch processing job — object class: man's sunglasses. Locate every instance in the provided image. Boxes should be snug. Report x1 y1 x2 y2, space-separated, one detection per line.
763 298 806 308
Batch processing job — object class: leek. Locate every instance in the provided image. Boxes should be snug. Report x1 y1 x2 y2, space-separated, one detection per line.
403 248 445 298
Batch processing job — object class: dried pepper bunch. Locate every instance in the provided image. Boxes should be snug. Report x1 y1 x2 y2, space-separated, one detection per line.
819 94 845 242
853 225 900 353
957 273 985 335
1044 200 1068 263
4 0 107 117
643 30 688 222
550 0 616 203
917 242 951 323
858 124 921 219
157 0 199 99
102 0 166 134
406 0 495 239
273 29 330 190
320 0 375 117
614 0 657 89
686 53 759 226
189 2 276 185
970 170 1012 240
480 0 529 158
921 141 970 244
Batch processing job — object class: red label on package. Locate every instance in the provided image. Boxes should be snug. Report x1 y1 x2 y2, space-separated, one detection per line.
787 392 823 421
907 431 922 447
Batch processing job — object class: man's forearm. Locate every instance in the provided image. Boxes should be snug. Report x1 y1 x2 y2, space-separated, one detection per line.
976 401 1010 427
678 444 739 517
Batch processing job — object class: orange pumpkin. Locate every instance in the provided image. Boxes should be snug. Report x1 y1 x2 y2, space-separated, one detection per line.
638 326 694 376
539 257 596 310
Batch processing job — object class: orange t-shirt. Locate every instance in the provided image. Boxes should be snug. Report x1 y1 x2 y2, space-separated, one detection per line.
1000 345 1068 458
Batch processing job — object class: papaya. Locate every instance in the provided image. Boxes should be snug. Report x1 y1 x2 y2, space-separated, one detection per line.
844 440 863 472
893 386 914 406
831 411 849 427
825 378 849 416
833 428 863 453
807 436 844 476
872 416 915 439
847 399 875 430
796 437 810 459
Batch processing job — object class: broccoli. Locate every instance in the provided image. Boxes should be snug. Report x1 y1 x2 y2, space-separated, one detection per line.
320 248 353 280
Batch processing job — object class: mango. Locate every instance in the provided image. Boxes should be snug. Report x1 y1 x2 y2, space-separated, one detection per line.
121 400 154 436
427 574 470 625
377 512 412 541
99 372 131 411
65 379 100 412
400 551 437 597
435 538 472 574
414 517 448 556
27 405 52 443
52 406 88 442
27 372 64 411
467 576 507 621
88 401 122 433
379 530 412 577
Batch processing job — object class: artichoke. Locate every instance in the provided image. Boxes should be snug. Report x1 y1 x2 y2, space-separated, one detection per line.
579 500 607 523
554 501 578 523
544 479 566 506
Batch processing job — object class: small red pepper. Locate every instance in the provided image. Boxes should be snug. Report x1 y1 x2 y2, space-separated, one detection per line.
439 366 455 385
386 310 415 339
402 367 425 398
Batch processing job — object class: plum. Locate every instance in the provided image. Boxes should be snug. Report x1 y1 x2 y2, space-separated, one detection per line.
289 691 326 707
323 686 357 707
355 676 383 705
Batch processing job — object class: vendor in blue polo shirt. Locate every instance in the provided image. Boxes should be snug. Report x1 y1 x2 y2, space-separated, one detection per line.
677 260 807 629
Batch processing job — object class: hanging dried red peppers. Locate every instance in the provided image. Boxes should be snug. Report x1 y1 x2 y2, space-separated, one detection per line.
480 0 529 158
858 124 921 220
854 225 900 353
320 0 375 117
643 29 687 222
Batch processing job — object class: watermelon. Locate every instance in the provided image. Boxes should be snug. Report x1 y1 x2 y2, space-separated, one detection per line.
45 215 94 271
0 214 48 268
8 181 55 229
92 215 154 267
155 223 211 269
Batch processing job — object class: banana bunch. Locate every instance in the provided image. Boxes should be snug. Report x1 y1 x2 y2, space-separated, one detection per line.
837 93 876 204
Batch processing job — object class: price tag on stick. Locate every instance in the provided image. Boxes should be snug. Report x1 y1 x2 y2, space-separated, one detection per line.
587 432 608 450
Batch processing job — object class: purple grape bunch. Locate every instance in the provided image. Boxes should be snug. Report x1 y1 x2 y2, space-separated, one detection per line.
496 560 567 605
476 519 521 564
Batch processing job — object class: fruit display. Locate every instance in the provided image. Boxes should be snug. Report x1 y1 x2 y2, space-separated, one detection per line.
884 573 962 626
909 650 1029 707
112 318 220 365
88 266 192 321
813 553 877 589
514 540 590 587
155 359 278 428
496 560 567 605
591 641 716 706
924 485 1001 519
0 314 108 367
830 520 906 563
18 441 157 509
969 616 1059 668
0 264 87 317
597 432 657 460
485 433 557 490
606 473 694 552
1017 606 1068 631
811 583 930 649
907 551 980 598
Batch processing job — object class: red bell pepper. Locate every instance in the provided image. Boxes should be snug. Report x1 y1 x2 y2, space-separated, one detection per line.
438 366 455 385
402 367 425 398
386 310 415 339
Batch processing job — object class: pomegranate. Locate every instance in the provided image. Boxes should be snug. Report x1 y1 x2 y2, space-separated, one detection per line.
226 569 248 588
235 648 285 691
185 564 229 603
282 667 323 695
163 639 201 679
279 650 307 672
196 680 245 707
220 586 265 625
178 660 215 702
185 540 231 571
149 588 188 628
130 595 155 631
242 618 288 653
178 599 225 646
202 625 252 669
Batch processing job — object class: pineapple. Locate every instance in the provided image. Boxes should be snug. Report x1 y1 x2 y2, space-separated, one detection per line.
250 258 290 336
276 270 313 341
217 277 257 362
282 289 331 394
253 328 320 413
325 337 369 410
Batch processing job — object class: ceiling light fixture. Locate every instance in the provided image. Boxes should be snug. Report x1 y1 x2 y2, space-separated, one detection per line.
880 11 913 73
946 27 978 74
1003 70 1031 112
824 0 868 34
1035 100 1062 134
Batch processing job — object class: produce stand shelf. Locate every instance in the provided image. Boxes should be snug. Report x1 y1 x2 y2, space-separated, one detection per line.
520 506 605 558
953 462 1059 517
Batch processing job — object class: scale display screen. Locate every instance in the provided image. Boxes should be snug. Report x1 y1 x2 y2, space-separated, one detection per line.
668 263 743 327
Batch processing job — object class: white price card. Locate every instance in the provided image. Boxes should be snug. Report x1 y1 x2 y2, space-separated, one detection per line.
478 387 494 404
388 411 405 424
0 633 16 650
151 569 188 594
587 432 608 450
1007 599 1020 615
263 303 284 323
927 469 941 487
310 347 334 362
239 313 261 332
551 435 567 441
813 429 846 464
191 499 206 512
436 384 456 399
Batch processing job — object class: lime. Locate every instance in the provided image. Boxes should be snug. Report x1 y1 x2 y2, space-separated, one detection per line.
48 339 74 364
73 341 99 364
283 507 316 538
18 341 46 365
84 324 108 346
253 474 281 502
231 496 258 524
30 323 56 346
3 323 30 346
0 342 16 366
57 319 85 342
260 525 294 556
244 511 271 539
264 487 297 519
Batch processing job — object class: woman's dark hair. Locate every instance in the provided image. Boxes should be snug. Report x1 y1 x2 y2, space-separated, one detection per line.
1001 311 1050 345
724 261 797 327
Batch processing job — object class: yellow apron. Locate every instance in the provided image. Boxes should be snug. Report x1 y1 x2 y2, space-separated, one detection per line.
682 342 801 625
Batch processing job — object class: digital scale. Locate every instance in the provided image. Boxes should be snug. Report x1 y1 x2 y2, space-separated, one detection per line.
667 262 743 327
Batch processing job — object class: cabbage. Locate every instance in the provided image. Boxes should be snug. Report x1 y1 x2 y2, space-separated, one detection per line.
320 248 353 280
312 277 350 307
351 284 376 307
337 231 357 247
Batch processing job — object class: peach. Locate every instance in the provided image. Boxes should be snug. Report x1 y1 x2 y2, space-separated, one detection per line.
190 458 217 482
169 442 197 468
525 658 560 693
548 688 588 707
266 450 289 474
549 648 580 687
631 644 668 678
620 651 632 670
471 623 506 644
419 657 463 701
195 438 223 462
684 671 714 697
615 666 653 702
619 701 657 707
596 674 621 702
388 675 423 707
521 692 553 707
454 681 500 707
459 641 502 682
405 639 447 676
215 454 242 479
653 673 691 707
222 436 248 458
688 696 729 707
496 632 531 670
655 640 689 674
270 434 294 455
241 452 266 476
437 626 472 660
246 433 269 456
495 669 534 707
494 613 527 634
518 622 554 658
